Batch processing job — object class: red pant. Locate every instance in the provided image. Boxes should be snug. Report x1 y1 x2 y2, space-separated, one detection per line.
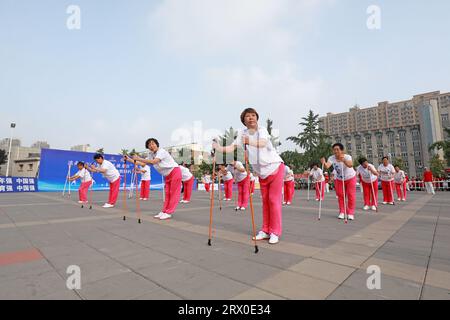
237 177 250 208
381 180 394 203
140 180 150 199
334 177 356 215
250 180 255 194
361 180 378 206
79 181 92 202
395 182 407 200
315 181 325 200
183 177 194 201
223 179 234 199
259 163 284 236
283 181 295 203
108 177 121 205
205 183 211 193
163 167 182 214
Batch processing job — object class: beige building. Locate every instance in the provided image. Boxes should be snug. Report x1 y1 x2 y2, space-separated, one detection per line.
0 145 41 177
319 91 450 178
70 144 91 152
166 143 205 165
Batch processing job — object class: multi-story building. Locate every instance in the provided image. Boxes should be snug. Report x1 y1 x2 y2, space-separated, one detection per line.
165 143 205 165
319 91 450 178
70 144 91 152
31 141 50 149
0 145 41 177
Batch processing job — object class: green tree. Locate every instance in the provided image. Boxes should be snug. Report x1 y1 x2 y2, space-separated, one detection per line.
280 150 308 173
392 157 405 169
287 110 323 153
0 149 7 165
430 154 445 177
120 149 129 156
429 127 450 166
96 148 104 154
217 127 243 164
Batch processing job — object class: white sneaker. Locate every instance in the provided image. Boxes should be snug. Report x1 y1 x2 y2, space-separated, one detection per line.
142 198 148 201
397 198 401 201
180 200 185 203
389 202 394 205
184 201 190 204
286 202 291 205
235 207 241 211
402 199 406 202
269 233 279 244
348 215 355 221
78 201 84 204
240 207 246 211
363 205 369 211
154 212 164 219
282 202 286 205
102 203 114 208
140 198 143 200
382 202 387 205
159 212 172 220
316 199 320 201
371 206 377 211
338 213 345 219
253 231 270 241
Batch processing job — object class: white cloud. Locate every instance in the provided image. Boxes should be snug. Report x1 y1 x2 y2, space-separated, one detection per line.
150 0 333 57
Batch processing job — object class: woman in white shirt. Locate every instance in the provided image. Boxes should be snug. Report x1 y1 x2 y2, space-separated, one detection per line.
133 162 151 201
180 165 194 204
69 161 92 204
88 154 121 208
321 143 357 221
218 165 234 201
283 166 295 205
132 138 182 220
228 160 249 211
309 163 325 202
213 108 284 244
394 165 407 202
378 157 395 205
356 157 379 211
202 173 212 193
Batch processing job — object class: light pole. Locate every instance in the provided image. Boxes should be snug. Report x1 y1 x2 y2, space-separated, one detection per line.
5 123 16 177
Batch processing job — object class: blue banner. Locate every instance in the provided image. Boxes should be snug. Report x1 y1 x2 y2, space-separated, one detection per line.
0 176 38 193
38 149 163 192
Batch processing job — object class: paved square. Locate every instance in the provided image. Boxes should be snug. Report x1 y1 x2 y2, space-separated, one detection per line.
0 189 449 300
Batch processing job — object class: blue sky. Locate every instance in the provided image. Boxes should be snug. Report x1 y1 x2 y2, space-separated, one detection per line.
1 0 449 154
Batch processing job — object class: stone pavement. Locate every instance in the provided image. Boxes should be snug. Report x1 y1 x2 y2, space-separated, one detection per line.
0 188 449 300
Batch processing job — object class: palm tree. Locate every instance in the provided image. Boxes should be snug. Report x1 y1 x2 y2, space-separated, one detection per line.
287 110 323 153
266 118 281 148
96 148 104 154
120 149 129 156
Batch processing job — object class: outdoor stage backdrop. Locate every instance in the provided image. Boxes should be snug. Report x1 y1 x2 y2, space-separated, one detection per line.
38 149 164 192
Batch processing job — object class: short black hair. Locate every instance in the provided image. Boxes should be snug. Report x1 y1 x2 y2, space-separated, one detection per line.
93 154 104 160
382 156 389 161
77 161 85 166
145 138 159 149
332 143 344 151
310 162 319 169
358 157 368 165
240 108 259 125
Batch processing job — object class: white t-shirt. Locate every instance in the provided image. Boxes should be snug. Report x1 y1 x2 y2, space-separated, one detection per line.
203 175 211 184
140 165 151 181
99 160 120 183
394 170 406 184
221 170 234 182
76 168 92 183
180 166 193 182
148 148 179 177
228 162 248 183
356 164 378 183
309 168 325 183
233 127 283 179
378 164 395 182
327 155 356 181
284 166 295 182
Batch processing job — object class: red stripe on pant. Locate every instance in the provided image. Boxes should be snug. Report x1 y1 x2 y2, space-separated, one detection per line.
162 167 182 214
381 180 394 203
140 180 150 199
362 180 378 206
259 163 285 237
108 177 121 205
237 176 250 208
223 179 234 199
183 177 195 201
395 182 407 200
79 181 92 202
315 181 325 200
334 177 356 215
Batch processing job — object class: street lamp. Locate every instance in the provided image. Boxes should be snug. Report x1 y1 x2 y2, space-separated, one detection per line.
5 123 16 177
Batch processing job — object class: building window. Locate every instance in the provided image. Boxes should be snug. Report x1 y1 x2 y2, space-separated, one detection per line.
442 114 449 122
28 164 33 171
18 164 24 172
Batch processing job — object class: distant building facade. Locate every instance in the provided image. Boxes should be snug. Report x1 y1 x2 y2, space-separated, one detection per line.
70 144 91 152
319 91 450 178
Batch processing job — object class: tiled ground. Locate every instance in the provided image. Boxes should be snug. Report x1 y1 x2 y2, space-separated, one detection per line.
0 188 449 300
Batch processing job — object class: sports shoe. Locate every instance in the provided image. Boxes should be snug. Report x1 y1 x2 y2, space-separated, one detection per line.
389 202 394 205
282 202 286 205
235 207 241 211
402 198 406 202
142 198 148 201
180 200 186 203
159 212 172 220
286 202 291 205
269 233 279 245
397 198 401 201
140 198 143 200
102 203 114 208
184 201 190 204
371 206 377 211
316 199 320 201
338 213 345 219
253 231 270 241
382 202 387 205
348 215 355 221
240 207 246 211
363 205 369 211
154 212 164 219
